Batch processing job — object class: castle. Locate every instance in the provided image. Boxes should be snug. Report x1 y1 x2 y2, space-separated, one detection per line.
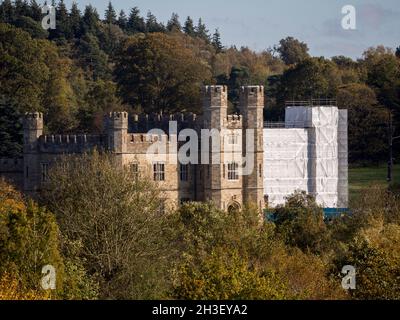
0 85 348 212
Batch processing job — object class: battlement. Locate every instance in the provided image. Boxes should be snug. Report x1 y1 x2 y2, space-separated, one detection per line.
203 85 228 108
130 112 201 132
24 112 44 129
37 134 105 153
105 111 128 129
240 86 264 107
227 115 243 129
0 158 23 172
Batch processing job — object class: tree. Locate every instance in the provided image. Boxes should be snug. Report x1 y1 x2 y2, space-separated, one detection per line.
0 96 23 157
273 192 329 254
82 4 100 34
0 0 14 23
396 46 400 59
277 37 310 65
49 0 72 39
166 13 181 32
183 16 195 36
0 179 98 299
117 10 128 30
77 32 110 81
41 152 175 299
195 18 209 42
277 57 341 105
69 2 82 38
104 1 117 25
126 7 145 34
14 0 29 17
146 11 165 33
114 33 212 114
173 248 288 300
0 23 50 112
337 83 388 163
28 0 42 21
212 28 223 53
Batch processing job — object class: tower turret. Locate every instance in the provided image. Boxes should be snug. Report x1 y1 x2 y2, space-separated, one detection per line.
23 112 44 192
240 86 265 211
23 112 43 152
106 112 128 154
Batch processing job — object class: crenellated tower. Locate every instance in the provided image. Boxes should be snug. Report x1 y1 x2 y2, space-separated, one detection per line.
23 112 43 192
240 86 265 211
106 111 128 154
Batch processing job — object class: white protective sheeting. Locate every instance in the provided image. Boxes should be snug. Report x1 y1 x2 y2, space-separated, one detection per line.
264 106 348 208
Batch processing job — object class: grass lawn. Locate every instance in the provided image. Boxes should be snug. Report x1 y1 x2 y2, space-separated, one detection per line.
349 164 400 204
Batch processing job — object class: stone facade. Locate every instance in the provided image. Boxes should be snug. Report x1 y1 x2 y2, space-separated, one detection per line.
0 85 348 212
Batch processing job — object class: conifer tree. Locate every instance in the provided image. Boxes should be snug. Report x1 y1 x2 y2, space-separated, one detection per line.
127 7 145 34
212 28 223 53
183 16 195 36
117 10 128 30
28 0 42 21
0 0 14 23
104 1 117 25
146 10 165 33
195 18 209 42
167 12 181 32
69 1 82 38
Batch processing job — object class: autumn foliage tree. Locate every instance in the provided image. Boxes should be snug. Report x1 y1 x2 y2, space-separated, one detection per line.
114 33 212 114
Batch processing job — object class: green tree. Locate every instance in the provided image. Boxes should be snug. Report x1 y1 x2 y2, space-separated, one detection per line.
277 57 341 104
337 83 388 163
212 28 223 53
114 33 212 113
0 96 23 157
183 16 195 36
173 248 287 300
0 23 50 112
77 32 110 80
0 0 14 23
69 1 82 38
126 7 145 34
277 37 310 65
195 18 209 42
274 191 329 254
104 1 117 25
28 0 42 21
146 11 165 33
166 13 181 32
82 4 100 34
0 179 98 299
117 10 128 30
41 152 175 299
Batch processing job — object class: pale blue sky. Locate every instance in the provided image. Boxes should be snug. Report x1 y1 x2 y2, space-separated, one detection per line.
62 0 400 59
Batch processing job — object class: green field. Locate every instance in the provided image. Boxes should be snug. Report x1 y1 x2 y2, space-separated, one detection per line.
349 164 400 204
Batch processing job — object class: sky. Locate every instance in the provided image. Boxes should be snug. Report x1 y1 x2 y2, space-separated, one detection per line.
62 0 400 59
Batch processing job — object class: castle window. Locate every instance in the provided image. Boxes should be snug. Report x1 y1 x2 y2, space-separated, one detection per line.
227 162 239 181
26 166 29 178
228 134 238 145
131 163 139 180
153 162 165 181
180 164 189 182
41 163 49 182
